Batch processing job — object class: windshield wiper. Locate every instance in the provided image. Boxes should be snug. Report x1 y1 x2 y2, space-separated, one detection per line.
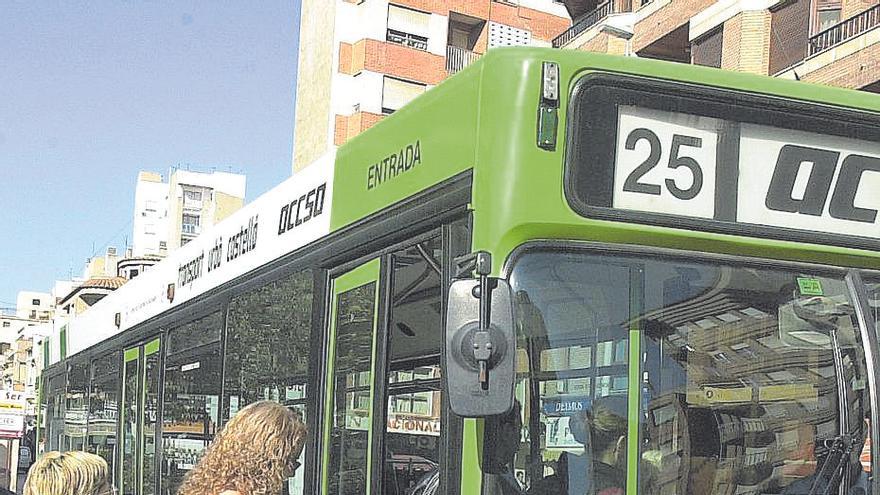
808 434 855 495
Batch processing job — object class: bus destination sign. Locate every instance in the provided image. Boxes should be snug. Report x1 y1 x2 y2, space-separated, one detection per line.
612 106 880 241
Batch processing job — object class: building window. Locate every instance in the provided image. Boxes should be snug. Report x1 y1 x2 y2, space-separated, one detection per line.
145 200 157 212
31 299 40 306
386 29 428 50
816 8 841 32
382 76 427 114
181 214 200 235
387 4 430 50
1 322 9 328
183 189 203 209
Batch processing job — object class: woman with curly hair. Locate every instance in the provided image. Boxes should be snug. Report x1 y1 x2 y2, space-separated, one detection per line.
23 450 112 495
178 400 308 495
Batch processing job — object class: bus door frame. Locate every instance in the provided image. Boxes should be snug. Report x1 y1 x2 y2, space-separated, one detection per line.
118 336 161 495
321 259 383 495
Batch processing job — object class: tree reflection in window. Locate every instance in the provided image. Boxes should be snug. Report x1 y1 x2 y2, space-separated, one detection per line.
225 269 314 495
161 312 222 495
88 352 119 480
327 282 376 495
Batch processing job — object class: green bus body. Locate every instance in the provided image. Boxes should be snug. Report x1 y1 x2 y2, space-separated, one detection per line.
38 48 880 495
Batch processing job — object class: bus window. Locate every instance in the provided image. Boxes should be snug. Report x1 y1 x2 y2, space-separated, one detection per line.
65 360 88 451
224 268 314 494
143 341 160 495
88 352 119 480
326 269 378 495
864 278 880 332
44 373 65 452
504 251 870 495
161 312 223 495
382 237 443 495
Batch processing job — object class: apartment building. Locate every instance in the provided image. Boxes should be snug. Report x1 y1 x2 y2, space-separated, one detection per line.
293 0 572 172
554 0 880 92
131 169 246 254
15 292 52 322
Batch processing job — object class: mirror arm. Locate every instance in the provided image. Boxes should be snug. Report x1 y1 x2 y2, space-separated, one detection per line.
474 252 493 390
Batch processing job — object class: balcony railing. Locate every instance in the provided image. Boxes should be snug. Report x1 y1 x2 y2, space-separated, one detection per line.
808 4 880 56
446 45 481 74
552 1 615 48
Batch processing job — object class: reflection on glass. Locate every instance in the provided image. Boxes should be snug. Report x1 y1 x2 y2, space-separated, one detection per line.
383 238 444 495
88 353 119 480
500 252 870 495
45 374 66 452
327 282 376 495
121 356 139 495
225 269 314 494
161 312 222 495
65 362 88 451
143 347 160 495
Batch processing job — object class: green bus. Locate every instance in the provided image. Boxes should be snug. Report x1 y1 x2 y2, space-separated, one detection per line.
39 47 880 495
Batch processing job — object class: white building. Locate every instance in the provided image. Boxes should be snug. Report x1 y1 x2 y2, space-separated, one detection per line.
15 292 52 322
132 171 169 258
166 169 247 250
131 169 246 255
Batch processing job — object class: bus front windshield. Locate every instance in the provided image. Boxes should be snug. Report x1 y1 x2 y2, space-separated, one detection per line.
483 249 872 495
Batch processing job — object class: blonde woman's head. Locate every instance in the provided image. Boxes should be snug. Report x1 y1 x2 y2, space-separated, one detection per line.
178 401 307 495
24 451 111 495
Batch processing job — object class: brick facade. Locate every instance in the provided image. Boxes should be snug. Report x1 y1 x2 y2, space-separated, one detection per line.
721 11 771 74
799 40 880 88
842 0 879 21
304 0 571 157
329 1 569 149
769 0 810 74
340 39 447 85
335 112 386 146
558 0 879 96
573 30 629 54
632 0 715 53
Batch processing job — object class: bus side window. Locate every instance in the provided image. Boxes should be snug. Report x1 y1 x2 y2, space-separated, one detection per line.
224 268 315 495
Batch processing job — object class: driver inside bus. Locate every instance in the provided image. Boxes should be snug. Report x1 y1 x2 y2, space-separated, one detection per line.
528 396 628 495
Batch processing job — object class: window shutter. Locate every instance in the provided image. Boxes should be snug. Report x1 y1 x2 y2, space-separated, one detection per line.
388 4 430 38
382 77 426 112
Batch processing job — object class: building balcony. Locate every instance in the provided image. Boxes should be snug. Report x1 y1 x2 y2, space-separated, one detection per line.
553 1 616 47
808 4 880 57
446 45 481 74
334 111 385 146
777 4 880 91
338 39 446 85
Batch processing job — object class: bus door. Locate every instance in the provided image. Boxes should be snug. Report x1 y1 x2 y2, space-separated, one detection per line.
119 338 161 495
322 259 382 495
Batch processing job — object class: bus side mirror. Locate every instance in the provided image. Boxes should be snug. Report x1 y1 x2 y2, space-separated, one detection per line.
444 277 516 417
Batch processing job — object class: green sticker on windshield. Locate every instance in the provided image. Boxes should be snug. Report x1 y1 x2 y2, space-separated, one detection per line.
797 277 823 296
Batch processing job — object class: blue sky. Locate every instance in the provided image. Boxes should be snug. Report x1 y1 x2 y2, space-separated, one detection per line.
0 1 301 310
